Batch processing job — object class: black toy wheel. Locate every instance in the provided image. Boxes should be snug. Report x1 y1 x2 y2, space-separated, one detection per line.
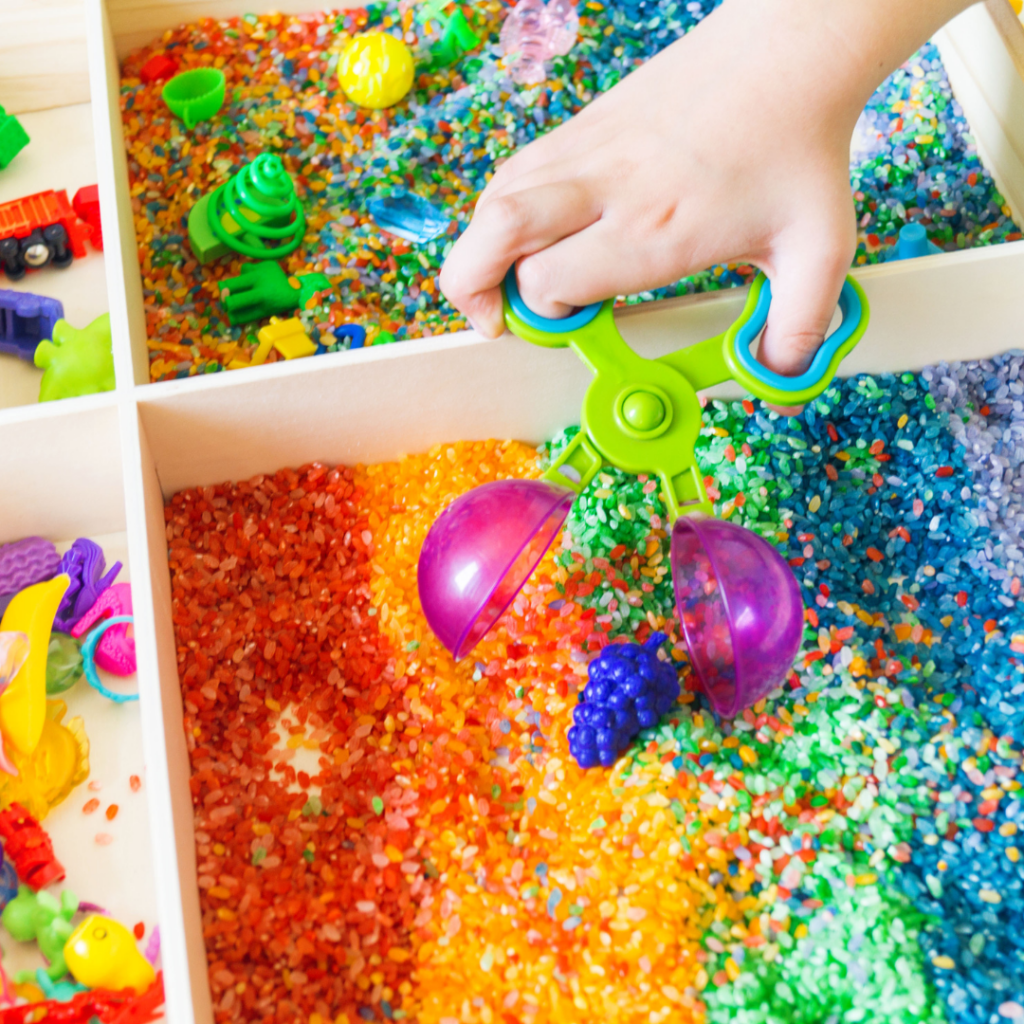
0 238 24 281
19 230 51 270
44 224 72 269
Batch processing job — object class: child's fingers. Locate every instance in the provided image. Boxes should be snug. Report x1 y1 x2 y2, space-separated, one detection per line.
439 181 601 337
758 247 851 378
513 213 714 316
514 222 637 317
480 129 584 206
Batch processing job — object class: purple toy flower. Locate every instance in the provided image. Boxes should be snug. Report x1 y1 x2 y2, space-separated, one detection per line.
0 537 60 603
52 538 121 633
77 901 109 914
144 925 161 966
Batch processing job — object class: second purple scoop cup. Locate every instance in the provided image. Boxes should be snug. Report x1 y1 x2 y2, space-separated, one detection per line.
670 516 803 717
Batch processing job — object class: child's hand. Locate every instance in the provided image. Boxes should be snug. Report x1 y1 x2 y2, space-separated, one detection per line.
441 0 971 378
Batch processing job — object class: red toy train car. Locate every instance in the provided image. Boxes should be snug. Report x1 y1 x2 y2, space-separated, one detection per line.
0 802 65 890
0 189 91 281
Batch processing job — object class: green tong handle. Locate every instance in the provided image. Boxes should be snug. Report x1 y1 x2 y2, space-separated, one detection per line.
502 270 869 523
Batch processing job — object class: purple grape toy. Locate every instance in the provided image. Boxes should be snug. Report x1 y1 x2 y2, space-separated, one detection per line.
567 633 680 769
52 538 121 633
0 537 60 606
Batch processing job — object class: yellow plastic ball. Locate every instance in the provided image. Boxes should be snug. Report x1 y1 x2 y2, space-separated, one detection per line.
338 32 415 110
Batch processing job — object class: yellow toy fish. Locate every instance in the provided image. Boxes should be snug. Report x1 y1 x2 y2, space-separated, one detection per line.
64 915 156 994
0 701 90 821
0 577 69 757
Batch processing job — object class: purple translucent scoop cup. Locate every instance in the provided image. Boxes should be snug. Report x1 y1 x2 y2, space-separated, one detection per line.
418 479 575 660
670 516 803 718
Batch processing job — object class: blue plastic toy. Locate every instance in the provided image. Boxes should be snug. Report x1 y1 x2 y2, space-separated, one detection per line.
28 967 87 1002
332 324 366 350
0 855 17 909
0 289 64 361
887 223 942 261
567 632 680 768
367 190 451 244
81 616 138 703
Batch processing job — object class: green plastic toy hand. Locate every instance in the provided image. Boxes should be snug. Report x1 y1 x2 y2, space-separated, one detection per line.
429 10 481 67
38 893 77 980
220 261 332 326
34 314 114 403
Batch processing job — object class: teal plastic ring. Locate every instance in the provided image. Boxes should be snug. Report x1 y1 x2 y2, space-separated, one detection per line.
81 616 139 704
732 278 864 393
504 268 602 333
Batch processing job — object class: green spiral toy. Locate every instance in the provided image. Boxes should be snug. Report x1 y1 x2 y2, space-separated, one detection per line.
188 153 306 264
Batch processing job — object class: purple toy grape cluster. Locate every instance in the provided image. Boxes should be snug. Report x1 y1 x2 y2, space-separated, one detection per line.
568 632 680 768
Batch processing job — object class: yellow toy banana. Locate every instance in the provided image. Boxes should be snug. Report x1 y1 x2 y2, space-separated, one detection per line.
0 577 69 757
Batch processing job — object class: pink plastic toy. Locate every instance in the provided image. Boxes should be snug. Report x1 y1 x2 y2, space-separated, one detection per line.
71 583 135 676
499 0 579 86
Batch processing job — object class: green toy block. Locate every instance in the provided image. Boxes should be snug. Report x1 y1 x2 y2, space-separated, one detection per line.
34 313 115 402
187 192 232 264
0 105 30 169
220 260 332 325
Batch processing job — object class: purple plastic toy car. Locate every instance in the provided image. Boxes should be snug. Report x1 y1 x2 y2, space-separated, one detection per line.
0 288 63 361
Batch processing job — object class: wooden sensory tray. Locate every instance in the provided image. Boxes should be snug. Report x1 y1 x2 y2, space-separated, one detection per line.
0 0 1020 1018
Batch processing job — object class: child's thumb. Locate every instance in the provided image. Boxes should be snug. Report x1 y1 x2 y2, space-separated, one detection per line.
757 252 849 381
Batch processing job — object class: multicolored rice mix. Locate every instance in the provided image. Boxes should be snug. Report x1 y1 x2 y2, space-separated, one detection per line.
122 3 1020 381
169 351 1024 1023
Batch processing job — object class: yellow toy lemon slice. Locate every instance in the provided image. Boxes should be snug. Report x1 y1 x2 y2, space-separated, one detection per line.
338 33 414 109
0 576 69 756
65 915 156 994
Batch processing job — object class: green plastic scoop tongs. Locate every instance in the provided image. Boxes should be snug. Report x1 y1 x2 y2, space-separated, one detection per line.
417 269 869 714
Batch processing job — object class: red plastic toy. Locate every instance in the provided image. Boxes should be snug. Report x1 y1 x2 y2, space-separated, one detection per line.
0 803 65 890
0 973 164 1024
72 185 103 251
0 190 90 281
139 55 178 85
